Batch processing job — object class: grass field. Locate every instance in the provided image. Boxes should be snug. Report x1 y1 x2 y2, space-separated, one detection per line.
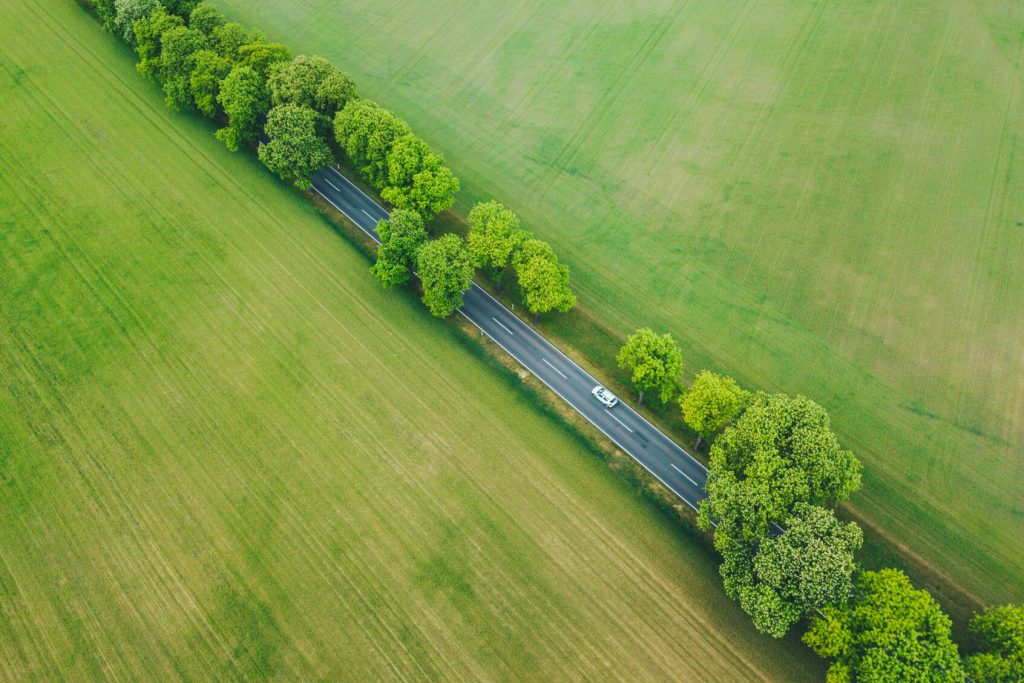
211 0 1024 606
0 1 826 679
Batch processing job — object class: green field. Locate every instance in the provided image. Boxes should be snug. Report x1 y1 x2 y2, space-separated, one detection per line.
211 0 1024 605
0 1 825 679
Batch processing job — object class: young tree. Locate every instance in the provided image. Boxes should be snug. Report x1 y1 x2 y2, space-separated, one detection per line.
267 55 356 119
132 6 182 79
616 328 683 405
158 26 208 110
258 104 333 189
237 39 291 78
964 604 1024 683
512 239 576 319
698 392 862 542
333 100 410 188
189 49 231 118
804 569 964 682
722 503 862 638
379 134 459 219
114 0 159 46
216 65 269 151
371 210 428 288
416 234 473 317
680 371 749 448
187 2 224 35
466 200 529 289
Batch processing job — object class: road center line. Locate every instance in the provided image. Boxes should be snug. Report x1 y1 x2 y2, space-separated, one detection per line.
324 178 341 192
670 462 699 487
605 409 633 433
361 209 376 221
541 357 567 379
491 317 514 335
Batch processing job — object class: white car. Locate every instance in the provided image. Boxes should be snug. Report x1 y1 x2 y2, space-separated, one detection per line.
591 385 618 408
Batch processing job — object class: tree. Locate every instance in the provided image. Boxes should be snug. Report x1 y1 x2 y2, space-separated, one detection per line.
371 210 428 288
158 26 208 110
964 604 1024 683
94 0 117 29
616 328 683 405
237 39 291 78
161 0 201 17
315 71 358 120
210 21 251 60
114 0 159 46
680 371 749 448
189 49 231 118
698 392 862 543
804 569 964 682
466 200 529 289
334 100 410 188
721 503 862 638
267 55 356 119
379 134 459 219
216 65 269 151
132 6 182 80
187 2 224 36
258 104 333 189
416 234 473 317
512 239 576 319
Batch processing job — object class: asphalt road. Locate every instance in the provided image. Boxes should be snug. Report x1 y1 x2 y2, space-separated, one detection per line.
311 166 710 512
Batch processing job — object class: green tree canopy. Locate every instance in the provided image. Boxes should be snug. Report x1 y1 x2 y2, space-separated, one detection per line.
512 239 576 318
216 64 269 151
416 234 473 317
380 134 459 219
257 104 333 189
189 49 231 118
698 392 862 542
334 99 411 188
237 39 291 78
159 25 209 110
94 0 117 28
804 569 964 683
721 503 862 638
372 210 428 288
132 5 182 79
161 0 201 18
187 2 223 35
114 0 159 46
680 370 749 447
267 55 356 119
616 328 683 405
210 21 252 60
964 604 1024 683
467 200 529 286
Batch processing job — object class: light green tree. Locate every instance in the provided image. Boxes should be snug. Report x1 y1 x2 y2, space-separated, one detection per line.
416 234 473 317
236 39 291 78
964 604 1024 683
257 104 333 189
132 6 183 79
216 64 269 151
333 100 410 188
512 239 575 319
159 26 209 110
187 2 224 36
380 134 459 219
616 328 683 405
372 210 428 288
722 503 862 638
210 22 252 60
189 49 231 118
267 55 355 119
467 200 529 289
804 569 964 683
680 371 749 448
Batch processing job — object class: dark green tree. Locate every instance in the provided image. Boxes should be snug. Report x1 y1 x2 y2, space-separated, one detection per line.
333 99 410 188
237 39 290 78
210 21 251 60
257 104 333 189
416 234 473 317
216 64 269 151
187 2 224 35
804 569 964 682
161 0 201 18
512 239 576 319
371 210 428 288
267 55 356 119
158 26 208 110
964 604 1024 683
616 327 683 405
132 6 182 79
189 49 231 118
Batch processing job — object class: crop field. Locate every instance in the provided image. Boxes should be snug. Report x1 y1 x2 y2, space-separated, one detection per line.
212 0 1024 605
0 1 826 679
